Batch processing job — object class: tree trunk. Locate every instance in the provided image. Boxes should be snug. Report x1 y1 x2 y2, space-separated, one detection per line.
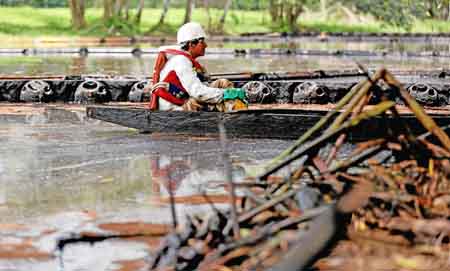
124 0 131 21
183 0 194 24
426 0 436 18
269 0 276 22
287 2 303 31
441 0 450 20
203 0 212 30
219 0 232 28
114 0 126 18
268 0 303 30
320 0 327 19
135 0 145 24
103 0 114 21
68 0 86 30
269 0 282 23
158 0 171 25
94 0 103 8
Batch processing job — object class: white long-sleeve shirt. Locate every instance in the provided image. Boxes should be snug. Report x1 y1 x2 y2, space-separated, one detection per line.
157 53 224 111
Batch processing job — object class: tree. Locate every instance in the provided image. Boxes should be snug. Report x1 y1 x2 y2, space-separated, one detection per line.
158 0 171 25
332 0 449 29
269 0 306 31
320 0 328 19
103 0 114 21
441 0 450 20
114 0 126 18
218 0 233 30
68 0 86 30
339 0 416 29
123 0 131 20
102 0 144 35
102 0 131 20
135 0 145 24
183 0 194 24
426 0 437 18
203 0 212 30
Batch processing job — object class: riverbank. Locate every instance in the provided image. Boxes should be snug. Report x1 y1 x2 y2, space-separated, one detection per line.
1 7 450 38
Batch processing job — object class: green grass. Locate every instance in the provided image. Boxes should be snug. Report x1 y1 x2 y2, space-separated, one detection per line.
0 7 74 36
300 20 381 34
412 19 450 33
0 6 449 38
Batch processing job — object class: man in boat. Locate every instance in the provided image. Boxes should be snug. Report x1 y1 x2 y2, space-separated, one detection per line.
149 22 247 111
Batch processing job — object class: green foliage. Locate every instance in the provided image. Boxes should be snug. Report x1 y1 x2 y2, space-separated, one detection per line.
31 0 65 7
146 22 178 36
268 0 310 32
300 20 380 34
412 18 450 33
230 13 240 25
0 5 449 38
81 18 140 37
408 1 428 19
0 7 74 36
103 17 141 36
340 0 417 30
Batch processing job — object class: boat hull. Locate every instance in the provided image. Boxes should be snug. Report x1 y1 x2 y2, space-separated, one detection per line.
86 106 450 140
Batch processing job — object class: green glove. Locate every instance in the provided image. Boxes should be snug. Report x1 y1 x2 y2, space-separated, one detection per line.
223 88 247 103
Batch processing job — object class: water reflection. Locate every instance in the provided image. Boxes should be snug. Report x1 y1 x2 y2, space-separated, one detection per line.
2 53 450 78
69 56 87 75
2 39 450 77
5 37 450 52
149 154 245 198
214 39 450 52
0 107 291 223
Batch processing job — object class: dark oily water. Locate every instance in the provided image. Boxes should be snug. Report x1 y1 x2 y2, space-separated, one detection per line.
0 40 445 270
4 37 450 51
0 54 449 77
0 106 297 270
0 107 293 223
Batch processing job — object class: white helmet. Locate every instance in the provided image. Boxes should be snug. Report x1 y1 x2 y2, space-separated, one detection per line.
177 22 207 44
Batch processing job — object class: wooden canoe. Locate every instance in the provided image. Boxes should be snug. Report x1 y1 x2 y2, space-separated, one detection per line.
86 105 450 140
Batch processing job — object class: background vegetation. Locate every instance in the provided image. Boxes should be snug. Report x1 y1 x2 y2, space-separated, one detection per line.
0 0 449 37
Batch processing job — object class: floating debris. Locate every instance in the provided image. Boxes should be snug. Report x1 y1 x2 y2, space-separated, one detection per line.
2 70 450 107
293 81 329 104
74 80 110 104
148 68 450 270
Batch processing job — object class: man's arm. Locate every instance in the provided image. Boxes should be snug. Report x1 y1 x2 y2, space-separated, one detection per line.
174 56 224 104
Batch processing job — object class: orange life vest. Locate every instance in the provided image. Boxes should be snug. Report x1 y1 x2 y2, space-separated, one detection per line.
149 49 207 110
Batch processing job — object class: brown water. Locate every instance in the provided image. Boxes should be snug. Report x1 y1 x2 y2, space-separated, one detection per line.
0 53 449 78
0 105 297 270
0 106 293 222
0 40 448 270
2 39 450 76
